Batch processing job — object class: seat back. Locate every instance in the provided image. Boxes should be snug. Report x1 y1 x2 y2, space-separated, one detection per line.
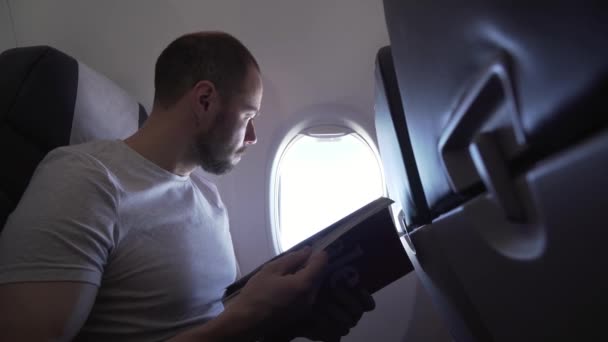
383 0 608 216
0 46 147 229
379 1 608 341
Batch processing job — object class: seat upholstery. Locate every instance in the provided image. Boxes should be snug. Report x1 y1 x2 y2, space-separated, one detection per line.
0 46 147 229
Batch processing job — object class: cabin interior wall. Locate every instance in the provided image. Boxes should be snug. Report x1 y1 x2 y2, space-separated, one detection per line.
0 0 16 50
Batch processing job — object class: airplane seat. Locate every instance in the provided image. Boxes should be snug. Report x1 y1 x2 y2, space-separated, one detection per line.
377 1 608 341
0 46 148 230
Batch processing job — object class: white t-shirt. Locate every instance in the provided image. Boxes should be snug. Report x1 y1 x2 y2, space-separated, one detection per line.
0 140 238 342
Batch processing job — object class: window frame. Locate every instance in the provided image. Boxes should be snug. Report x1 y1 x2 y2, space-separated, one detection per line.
268 119 386 253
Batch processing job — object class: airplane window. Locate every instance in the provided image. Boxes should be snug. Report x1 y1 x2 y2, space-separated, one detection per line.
272 128 385 251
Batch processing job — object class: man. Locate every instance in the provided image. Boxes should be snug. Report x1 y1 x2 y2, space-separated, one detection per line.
0 32 374 341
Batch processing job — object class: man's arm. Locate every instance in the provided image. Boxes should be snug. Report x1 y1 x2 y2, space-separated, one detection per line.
0 282 98 341
0 149 119 341
0 247 326 342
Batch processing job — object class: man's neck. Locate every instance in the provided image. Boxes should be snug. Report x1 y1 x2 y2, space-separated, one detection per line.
124 110 198 177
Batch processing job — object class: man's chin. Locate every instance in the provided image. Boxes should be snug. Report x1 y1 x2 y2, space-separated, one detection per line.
198 149 245 175
200 159 235 175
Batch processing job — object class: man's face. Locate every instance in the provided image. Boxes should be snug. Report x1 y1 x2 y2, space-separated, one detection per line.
195 66 263 174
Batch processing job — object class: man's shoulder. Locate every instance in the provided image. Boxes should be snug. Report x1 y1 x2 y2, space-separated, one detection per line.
46 139 117 164
51 139 115 156
38 140 121 184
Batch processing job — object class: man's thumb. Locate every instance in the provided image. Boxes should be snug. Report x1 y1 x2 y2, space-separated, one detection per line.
295 250 329 285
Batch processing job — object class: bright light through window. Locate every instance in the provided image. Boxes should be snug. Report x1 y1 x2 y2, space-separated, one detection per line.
274 131 385 251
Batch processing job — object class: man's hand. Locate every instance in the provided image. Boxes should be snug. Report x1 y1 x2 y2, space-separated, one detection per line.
304 286 376 341
224 246 329 338
169 247 375 342
262 285 376 342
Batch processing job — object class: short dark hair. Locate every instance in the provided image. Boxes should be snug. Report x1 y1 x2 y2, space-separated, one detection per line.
153 31 259 108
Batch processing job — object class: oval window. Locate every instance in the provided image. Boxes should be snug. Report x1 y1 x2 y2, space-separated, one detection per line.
272 126 385 251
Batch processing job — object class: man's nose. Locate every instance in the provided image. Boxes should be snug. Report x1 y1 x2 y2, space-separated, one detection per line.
244 120 257 145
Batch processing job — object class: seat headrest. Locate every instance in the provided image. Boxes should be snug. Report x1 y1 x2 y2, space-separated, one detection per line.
0 45 147 147
71 56 148 144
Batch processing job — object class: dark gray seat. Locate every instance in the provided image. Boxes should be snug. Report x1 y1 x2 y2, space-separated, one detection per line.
376 1 608 341
0 46 147 229
383 0 608 216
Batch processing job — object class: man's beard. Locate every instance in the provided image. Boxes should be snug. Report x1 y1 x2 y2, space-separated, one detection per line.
195 135 237 175
194 121 246 175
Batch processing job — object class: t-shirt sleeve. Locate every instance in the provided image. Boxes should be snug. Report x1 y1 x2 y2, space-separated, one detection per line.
0 148 119 286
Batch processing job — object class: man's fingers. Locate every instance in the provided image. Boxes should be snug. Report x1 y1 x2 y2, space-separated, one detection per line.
267 246 313 275
309 310 347 341
293 250 328 283
330 286 375 321
332 287 364 320
325 302 356 329
356 287 375 312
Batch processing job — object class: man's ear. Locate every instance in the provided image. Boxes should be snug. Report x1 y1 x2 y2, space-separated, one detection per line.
193 80 217 114
189 80 218 129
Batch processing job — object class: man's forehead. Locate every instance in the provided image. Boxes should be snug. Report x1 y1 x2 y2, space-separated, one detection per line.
244 81 263 112
232 67 262 111
228 82 262 109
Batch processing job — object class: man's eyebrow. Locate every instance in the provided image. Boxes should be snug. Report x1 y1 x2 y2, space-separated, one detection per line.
244 104 260 115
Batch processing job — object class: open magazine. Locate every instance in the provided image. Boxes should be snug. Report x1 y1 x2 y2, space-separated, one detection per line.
223 197 412 304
